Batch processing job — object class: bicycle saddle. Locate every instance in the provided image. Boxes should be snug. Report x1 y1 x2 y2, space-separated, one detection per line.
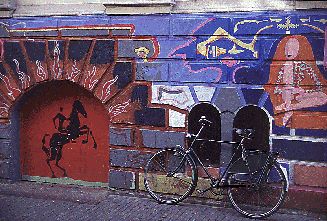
234 128 254 138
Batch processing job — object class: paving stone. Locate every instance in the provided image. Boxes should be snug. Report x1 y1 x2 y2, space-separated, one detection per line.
0 181 326 221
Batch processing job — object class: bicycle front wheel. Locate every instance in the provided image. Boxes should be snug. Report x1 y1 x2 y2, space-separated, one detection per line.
144 148 197 204
227 161 288 219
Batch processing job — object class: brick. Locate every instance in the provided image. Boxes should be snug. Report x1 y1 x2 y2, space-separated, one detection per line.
156 131 185 149
111 16 170 36
285 185 327 213
197 166 220 179
169 60 228 83
220 113 234 141
109 170 135 189
110 149 152 169
141 129 156 148
0 124 12 139
168 109 186 128
58 16 110 27
272 139 327 162
0 159 10 179
117 39 157 59
294 164 327 188
0 140 11 159
151 84 195 110
61 29 108 37
136 61 169 82
213 88 242 113
295 129 327 138
12 30 58 37
0 24 10 37
171 16 227 36
141 129 185 149
109 127 132 146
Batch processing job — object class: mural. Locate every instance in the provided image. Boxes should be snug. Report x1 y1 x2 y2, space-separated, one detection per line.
265 35 327 129
0 12 326 191
168 15 327 131
20 81 110 183
0 22 161 183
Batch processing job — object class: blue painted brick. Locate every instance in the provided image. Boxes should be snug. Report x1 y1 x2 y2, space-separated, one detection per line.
156 131 185 149
58 16 110 27
295 129 327 138
10 17 58 29
110 149 152 169
234 61 269 85
109 170 135 189
109 127 132 146
141 129 185 149
171 17 213 36
272 124 290 136
168 37 197 60
0 124 11 139
141 130 156 148
0 140 11 159
169 61 229 83
111 16 170 36
0 160 10 179
272 139 327 162
241 88 264 105
136 61 169 82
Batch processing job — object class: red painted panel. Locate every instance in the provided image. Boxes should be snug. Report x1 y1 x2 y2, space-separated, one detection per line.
20 80 109 183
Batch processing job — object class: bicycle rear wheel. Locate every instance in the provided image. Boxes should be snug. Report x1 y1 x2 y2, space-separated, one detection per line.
144 148 197 204
227 161 288 219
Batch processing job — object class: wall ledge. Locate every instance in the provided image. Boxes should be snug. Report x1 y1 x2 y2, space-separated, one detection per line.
0 0 16 18
13 3 106 17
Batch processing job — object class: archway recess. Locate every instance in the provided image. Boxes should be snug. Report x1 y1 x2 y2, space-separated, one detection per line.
18 80 110 183
188 103 221 166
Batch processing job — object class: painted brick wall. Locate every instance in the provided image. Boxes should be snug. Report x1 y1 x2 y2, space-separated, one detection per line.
0 11 326 196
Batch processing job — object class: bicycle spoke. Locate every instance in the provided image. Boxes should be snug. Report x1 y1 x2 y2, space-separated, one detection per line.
152 157 166 172
227 156 287 219
144 148 197 204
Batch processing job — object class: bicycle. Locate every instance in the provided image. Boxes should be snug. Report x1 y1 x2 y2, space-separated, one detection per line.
144 116 289 219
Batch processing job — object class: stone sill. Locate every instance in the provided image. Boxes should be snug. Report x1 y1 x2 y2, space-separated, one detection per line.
7 0 327 16
0 10 15 18
13 3 106 17
103 0 176 5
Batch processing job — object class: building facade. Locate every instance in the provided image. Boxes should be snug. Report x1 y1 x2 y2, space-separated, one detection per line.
0 0 326 212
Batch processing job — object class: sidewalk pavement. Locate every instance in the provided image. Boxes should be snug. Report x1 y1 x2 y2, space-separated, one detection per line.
0 180 326 221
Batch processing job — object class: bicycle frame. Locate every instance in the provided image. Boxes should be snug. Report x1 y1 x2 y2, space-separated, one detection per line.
144 116 288 219
182 123 276 192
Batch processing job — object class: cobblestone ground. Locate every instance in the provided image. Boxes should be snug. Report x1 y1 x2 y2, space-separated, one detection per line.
0 181 326 221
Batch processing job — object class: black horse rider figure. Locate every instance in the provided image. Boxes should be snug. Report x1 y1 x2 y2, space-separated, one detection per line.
42 100 97 178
